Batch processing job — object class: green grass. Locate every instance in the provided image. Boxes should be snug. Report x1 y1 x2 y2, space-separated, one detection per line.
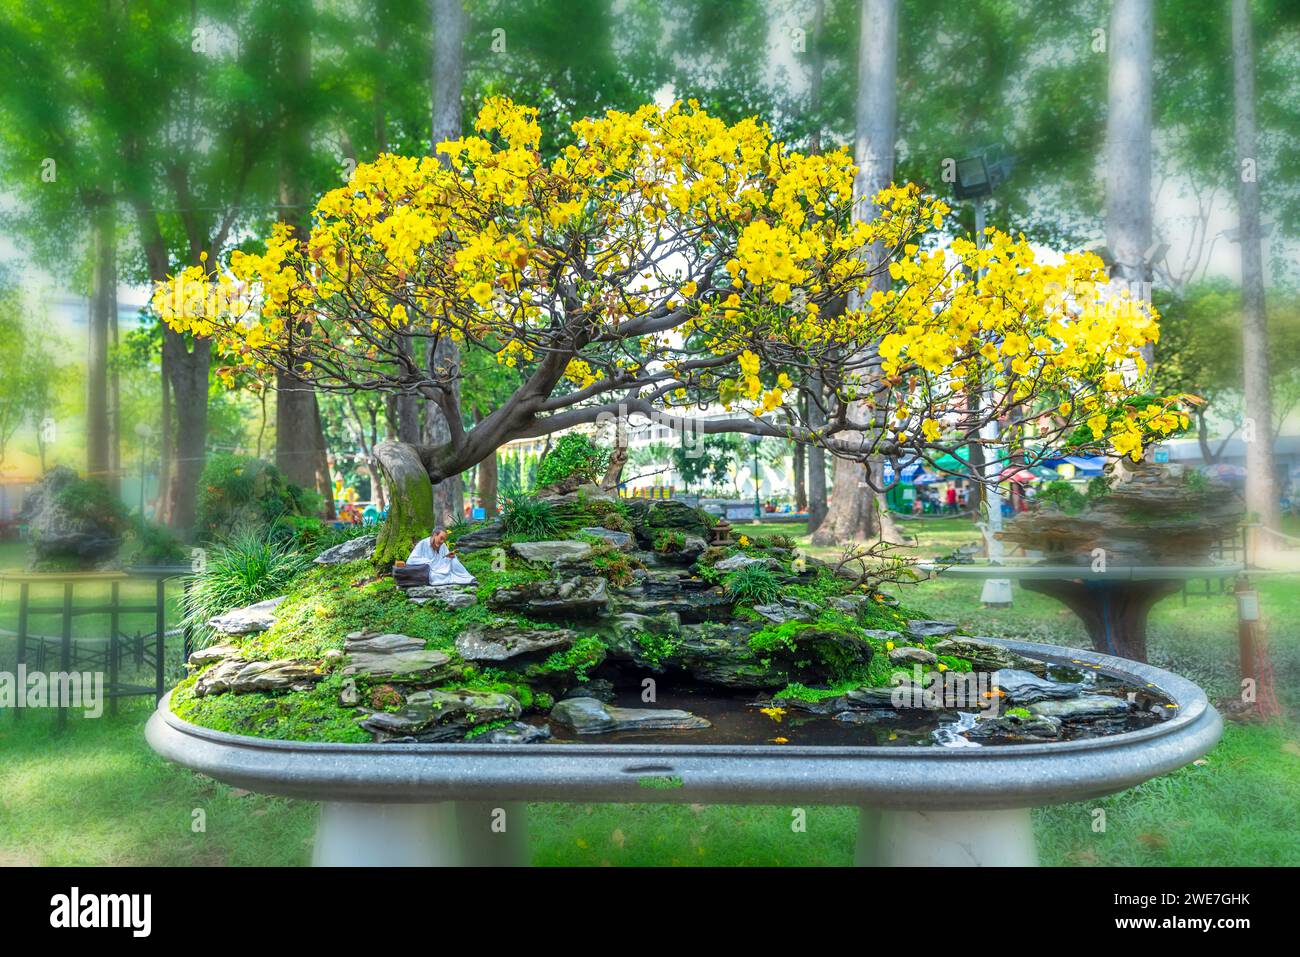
1 525 1298 867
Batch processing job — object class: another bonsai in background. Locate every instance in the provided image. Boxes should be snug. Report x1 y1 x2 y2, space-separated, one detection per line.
21 467 128 569
1001 463 1243 565
195 453 319 544
535 434 610 495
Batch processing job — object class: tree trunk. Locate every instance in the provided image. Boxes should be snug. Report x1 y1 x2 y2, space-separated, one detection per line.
477 450 498 516
373 440 435 565
162 329 209 537
793 439 807 513
1231 0 1280 542
158 364 172 522
87 206 114 495
426 0 467 524
1106 0 1154 366
276 1 335 518
811 0 898 546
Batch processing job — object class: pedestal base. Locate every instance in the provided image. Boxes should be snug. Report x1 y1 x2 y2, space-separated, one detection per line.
313 801 530 866
855 808 1037 866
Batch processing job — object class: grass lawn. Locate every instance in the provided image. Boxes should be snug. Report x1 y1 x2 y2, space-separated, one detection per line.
1 522 1297 867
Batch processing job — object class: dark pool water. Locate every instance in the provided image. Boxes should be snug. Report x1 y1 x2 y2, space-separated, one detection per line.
537 663 1176 748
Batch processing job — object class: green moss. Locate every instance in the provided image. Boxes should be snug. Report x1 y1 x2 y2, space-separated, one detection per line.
463 719 514 739
1006 706 1032 719
536 634 607 681
170 672 369 743
633 630 683 667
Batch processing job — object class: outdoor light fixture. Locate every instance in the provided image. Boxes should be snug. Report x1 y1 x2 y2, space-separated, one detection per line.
747 432 763 520
951 146 1014 201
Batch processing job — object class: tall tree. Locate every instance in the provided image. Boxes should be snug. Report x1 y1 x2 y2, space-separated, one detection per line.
1231 0 1280 540
426 0 468 523
274 0 336 518
813 0 901 545
1107 0 1155 368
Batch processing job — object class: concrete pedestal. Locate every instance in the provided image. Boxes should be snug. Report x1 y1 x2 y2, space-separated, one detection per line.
856 807 1037 866
313 801 530 866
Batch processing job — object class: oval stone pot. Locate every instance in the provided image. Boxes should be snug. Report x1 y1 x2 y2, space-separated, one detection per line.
146 638 1221 867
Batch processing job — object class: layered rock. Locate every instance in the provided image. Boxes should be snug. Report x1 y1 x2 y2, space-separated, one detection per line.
208 597 285 636
550 696 710 734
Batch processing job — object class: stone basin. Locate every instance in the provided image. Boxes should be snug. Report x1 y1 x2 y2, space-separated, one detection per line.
146 638 1221 867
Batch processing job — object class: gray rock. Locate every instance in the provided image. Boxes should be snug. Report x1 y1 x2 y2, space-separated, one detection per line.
969 712 1062 740
550 697 710 734
207 596 285 636
931 637 1047 675
751 602 813 624
580 527 635 551
487 575 610 616
991 669 1083 705
1029 695 1132 721
361 688 522 742
907 620 958 639
194 656 323 696
510 540 593 563
455 622 577 662
343 632 456 681
828 594 870 614
713 553 779 573
188 643 237 666
562 678 616 702
483 721 552 744
313 534 376 564
453 521 505 553
889 646 938 666
406 584 477 609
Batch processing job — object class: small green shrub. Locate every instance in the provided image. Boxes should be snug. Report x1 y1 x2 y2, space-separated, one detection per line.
121 514 187 565
501 493 560 540
195 453 317 542
1035 480 1088 514
184 529 311 643
536 434 609 489
52 475 129 532
652 529 687 553
723 565 781 605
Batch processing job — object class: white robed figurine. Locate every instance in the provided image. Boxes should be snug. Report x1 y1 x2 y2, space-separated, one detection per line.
406 528 476 586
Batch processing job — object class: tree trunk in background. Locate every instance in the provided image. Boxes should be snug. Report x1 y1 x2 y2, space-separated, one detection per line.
474 407 498 515
793 440 807 513
158 367 171 521
162 329 209 537
1231 0 1280 544
86 206 114 494
426 0 467 523
812 0 899 546
276 8 335 518
803 0 829 532
478 449 498 516
1106 0 1154 367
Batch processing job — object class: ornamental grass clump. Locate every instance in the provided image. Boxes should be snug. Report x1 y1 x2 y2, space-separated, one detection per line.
184 529 310 644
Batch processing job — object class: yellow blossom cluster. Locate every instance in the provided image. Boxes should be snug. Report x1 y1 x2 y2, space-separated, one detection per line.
151 97 1182 464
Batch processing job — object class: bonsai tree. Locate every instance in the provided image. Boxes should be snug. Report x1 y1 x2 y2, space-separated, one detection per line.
154 98 1188 562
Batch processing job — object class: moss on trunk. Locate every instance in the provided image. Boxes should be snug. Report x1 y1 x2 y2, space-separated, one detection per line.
373 440 435 565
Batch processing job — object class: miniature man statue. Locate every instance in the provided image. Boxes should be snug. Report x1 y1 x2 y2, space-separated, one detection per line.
405 527 476 586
